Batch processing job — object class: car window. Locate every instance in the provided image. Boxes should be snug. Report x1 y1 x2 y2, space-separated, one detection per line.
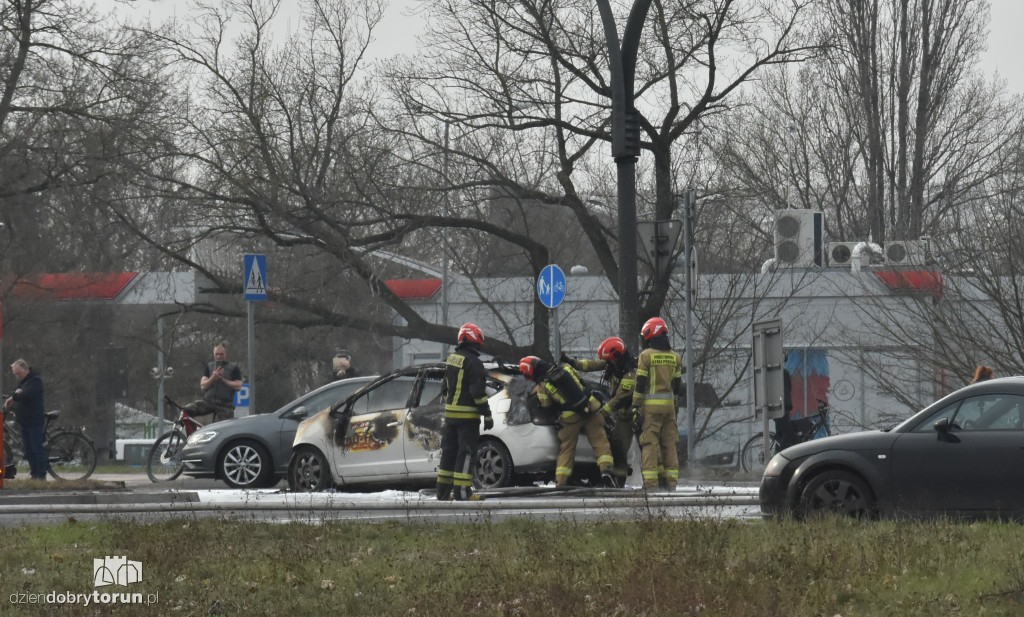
293 382 365 417
349 377 415 414
913 394 1024 433
952 394 1024 431
418 380 444 406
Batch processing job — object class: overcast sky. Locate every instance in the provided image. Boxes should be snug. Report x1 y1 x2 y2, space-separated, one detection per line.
113 0 1024 95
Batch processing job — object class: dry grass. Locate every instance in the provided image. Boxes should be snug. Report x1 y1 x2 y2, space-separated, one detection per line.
3 516 1024 616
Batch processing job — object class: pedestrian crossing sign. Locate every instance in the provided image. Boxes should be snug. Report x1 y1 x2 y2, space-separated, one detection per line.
244 254 267 301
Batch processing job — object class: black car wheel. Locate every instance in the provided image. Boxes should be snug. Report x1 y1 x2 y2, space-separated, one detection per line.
798 470 874 519
474 439 514 489
219 440 274 489
288 447 333 492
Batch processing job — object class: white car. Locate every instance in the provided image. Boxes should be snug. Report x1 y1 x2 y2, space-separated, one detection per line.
287 362 599 491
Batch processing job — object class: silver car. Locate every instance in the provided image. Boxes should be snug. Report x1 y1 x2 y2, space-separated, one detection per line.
180 376 374 488
287 362 599 492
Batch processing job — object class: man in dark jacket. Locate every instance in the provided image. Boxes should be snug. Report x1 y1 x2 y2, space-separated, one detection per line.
4 359 48 480
185 343 243 423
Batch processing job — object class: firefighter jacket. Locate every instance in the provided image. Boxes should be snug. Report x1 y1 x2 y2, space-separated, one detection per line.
533 363 601 420
442 344 490 420
631 347 682 410
573 358 637 418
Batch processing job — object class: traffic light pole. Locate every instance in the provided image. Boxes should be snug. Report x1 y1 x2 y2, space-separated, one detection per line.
597 0 652 352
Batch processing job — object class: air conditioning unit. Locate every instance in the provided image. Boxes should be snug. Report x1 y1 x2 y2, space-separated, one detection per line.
826 242 861 267
774 209 823 267
885 240 929 266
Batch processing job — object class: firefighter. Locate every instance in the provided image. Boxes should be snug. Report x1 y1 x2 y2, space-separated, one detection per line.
630 317 683 491
435 323 492 501
519 355 616 488
561 337 638 487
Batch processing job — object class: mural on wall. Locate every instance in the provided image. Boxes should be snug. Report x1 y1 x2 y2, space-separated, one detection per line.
786 349 830 418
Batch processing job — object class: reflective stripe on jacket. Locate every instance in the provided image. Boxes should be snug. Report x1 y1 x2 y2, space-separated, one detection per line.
443 347 489 419
632 348 681 408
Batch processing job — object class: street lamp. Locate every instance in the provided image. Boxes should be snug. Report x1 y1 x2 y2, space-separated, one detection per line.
151 316 174 435
596 0 653 352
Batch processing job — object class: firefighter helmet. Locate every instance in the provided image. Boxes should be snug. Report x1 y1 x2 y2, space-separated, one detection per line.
519 356 541 380
597 337 627 361
641 317 669 341
458 323 484 345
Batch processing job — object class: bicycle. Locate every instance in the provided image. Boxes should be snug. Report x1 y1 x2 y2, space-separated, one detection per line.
3 408 98 481
146 396 204 482
741 398 833 473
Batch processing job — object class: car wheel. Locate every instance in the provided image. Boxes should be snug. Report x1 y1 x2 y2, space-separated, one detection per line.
218 440 272 489
288 447 332 492
474 440 513 489
798 470 874 520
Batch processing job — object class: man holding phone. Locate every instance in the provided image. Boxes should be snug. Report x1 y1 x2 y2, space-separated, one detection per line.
185 343 243 423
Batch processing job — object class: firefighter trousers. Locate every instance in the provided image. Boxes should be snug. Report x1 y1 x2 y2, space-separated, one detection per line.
555 412 614 486
639 406 679 490
436 418 480 500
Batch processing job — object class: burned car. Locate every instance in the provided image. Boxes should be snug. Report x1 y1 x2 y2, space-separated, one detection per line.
287 362 601 491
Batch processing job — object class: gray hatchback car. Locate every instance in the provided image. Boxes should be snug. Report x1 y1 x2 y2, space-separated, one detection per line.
180 376 373 488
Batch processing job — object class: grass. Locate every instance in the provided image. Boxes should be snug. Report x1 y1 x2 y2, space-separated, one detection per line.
3 516 1024 616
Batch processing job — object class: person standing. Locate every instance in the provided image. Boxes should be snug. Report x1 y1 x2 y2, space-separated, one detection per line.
520 355 616 488
185 343 243 423
329 349 360 383
4 359 48 480
436 323 491 501
561 337 638 487
630 317 683 491
774 353 796 450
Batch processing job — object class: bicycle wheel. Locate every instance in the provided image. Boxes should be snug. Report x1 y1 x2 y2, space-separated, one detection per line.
741 432 778 473
147 430 187 482
47 431 97 481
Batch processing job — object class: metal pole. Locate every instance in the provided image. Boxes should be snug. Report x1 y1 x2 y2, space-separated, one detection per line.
157 316 165 434
247 301 256 415
684 189 696 464
552 306 561 359
441 121 451 359
618 160 639 351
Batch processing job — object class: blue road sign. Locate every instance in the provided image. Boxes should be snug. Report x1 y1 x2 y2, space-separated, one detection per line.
244 254 267 301
234 383 250 408
537 264 567 308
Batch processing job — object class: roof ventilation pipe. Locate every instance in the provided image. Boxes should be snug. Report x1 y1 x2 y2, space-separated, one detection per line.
851 242 883 273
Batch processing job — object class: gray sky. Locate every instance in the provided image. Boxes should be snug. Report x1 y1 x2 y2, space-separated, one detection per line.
114 0 1024 95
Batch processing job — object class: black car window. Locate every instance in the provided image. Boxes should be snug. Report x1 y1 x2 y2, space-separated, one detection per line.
350 377 415 415
910 400 958 433
951 394 1024 431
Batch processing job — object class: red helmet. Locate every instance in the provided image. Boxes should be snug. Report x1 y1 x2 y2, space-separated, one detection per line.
458 323 484 345
641 317 669 341
519 356 541 380
597 337 626 361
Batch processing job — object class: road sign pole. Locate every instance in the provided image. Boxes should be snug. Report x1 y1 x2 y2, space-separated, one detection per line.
247 300 255 416
552 306 561 359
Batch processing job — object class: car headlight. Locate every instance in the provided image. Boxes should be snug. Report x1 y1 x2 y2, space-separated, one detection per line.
187 431 219 445
763 452 789 478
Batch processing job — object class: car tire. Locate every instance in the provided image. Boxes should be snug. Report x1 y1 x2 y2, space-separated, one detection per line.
473 439 514 489
218 440 273 489
798 470 874 520
288 447 333 492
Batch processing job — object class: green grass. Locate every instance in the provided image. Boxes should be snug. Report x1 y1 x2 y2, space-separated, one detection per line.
3 517 1024 616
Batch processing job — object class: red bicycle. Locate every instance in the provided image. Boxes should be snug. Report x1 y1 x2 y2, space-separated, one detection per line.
146 397 205 482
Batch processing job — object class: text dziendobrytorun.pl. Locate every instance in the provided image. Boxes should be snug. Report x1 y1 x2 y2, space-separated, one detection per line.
10 591 158 606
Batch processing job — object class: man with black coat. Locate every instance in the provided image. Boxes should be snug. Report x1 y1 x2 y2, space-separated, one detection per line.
4 359 48 480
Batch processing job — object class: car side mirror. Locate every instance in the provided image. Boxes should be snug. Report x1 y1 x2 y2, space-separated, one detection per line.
292 406 308 419
933 417 960 442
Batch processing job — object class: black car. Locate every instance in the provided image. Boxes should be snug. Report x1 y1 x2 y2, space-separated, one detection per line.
760 377 1024 520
